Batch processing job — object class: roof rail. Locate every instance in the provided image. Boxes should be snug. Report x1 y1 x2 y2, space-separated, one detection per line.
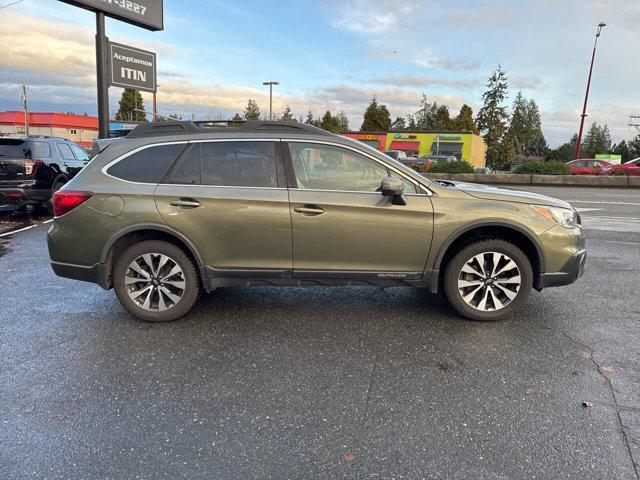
126 119 332 139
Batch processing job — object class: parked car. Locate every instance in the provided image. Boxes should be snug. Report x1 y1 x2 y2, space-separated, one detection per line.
605 157 640 175
48 121 586 323
384 150 408 162
0 135 90 213
474 167 494 174
566 158 612 175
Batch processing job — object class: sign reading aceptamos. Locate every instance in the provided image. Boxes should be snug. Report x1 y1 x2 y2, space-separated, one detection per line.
109 42 157 93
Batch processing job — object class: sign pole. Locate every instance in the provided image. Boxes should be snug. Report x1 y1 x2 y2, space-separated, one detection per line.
95 12 110 139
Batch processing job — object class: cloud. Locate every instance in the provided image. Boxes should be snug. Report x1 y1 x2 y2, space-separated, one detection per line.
369 74 477 89
511 75 545 91
327 0 417 35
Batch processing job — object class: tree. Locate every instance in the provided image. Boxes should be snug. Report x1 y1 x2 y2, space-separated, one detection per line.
279 105 296 122
453 104 479 134
627 134 640 159
304 110 320 127
319 111 341 132
391 116 406 130
548 133 578 162
525 132 549 157
476 66 510 168
336 111 349 131
508 91 528 154
581 122 611 158
434 105 455 130
360 96 391 131
243 99 261 120
115 88 147 122
414 94 439 130
612 140 630 163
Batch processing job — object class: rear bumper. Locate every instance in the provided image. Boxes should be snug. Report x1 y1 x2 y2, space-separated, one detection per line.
50 261 111 289
537 249 586 289
0 187 50 206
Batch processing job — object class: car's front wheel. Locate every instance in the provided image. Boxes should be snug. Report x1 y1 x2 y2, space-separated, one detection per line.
443 239 533 321
113 240 199 322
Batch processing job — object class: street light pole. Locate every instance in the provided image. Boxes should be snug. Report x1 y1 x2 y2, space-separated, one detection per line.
574 22 606 160
262 81 279 120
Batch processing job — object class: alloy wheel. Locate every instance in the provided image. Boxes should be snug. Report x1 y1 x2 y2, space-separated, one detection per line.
125 253 186 311
457 251 521 312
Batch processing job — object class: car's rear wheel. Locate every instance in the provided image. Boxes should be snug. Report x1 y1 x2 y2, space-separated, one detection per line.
113 240 199 322
443 239 533 321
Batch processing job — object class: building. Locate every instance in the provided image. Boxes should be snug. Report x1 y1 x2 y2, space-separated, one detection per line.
342 130 487 168
0 111 99 148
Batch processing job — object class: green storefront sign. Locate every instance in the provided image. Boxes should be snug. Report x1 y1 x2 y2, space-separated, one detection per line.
595 154 622 164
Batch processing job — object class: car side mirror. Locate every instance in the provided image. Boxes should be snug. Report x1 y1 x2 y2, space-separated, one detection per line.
380 176 407 205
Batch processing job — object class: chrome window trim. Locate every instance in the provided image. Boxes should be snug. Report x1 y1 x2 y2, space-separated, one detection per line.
283 138 432 196
101 138 281 187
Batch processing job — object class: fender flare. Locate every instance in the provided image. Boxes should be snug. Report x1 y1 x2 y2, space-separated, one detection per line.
431 220 546 273
99 223 205 266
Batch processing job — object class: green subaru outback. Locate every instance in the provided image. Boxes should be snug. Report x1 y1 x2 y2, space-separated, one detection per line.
47 121 586 322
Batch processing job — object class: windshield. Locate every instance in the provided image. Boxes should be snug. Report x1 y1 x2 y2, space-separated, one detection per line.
0 139 29 158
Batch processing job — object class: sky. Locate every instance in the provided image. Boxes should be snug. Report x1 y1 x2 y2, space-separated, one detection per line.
0 0 639 147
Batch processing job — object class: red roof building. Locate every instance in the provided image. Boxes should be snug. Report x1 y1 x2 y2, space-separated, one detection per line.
0 111 99 148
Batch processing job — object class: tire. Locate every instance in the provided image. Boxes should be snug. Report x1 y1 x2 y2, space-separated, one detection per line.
443 239 533 322
113 240 200 322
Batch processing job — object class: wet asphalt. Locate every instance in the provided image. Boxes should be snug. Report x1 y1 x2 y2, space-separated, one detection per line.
0 186 639 479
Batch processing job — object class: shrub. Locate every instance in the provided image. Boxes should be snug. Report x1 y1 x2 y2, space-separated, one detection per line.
424 160 475 174
513 160 570 175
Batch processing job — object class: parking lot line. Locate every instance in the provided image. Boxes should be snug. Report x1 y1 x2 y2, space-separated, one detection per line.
0 219 52 238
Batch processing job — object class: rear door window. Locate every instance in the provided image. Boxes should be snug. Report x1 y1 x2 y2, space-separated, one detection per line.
107 143 185 183
202 141 278 187
28 141 51 158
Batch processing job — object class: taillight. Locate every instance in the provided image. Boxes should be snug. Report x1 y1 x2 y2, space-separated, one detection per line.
24 159 43 176
53 191 93 217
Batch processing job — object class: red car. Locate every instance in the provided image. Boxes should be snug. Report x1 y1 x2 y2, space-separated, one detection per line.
605 157 640 175
566 158 612 175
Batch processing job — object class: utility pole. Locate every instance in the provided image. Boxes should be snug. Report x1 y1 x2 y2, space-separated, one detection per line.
95 12 110 139
262 81 279 120
153 92 157 121
575 22 606 160
21 85 29 135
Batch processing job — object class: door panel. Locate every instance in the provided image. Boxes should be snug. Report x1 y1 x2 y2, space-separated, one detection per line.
155 185 292 271
289 189 432 273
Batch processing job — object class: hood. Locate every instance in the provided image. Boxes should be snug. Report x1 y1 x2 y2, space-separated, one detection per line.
436 180 573 209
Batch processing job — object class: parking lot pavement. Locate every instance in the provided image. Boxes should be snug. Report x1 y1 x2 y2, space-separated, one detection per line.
0 186 639 479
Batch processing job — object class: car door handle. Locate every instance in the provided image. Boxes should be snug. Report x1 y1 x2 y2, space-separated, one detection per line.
170 198 201 208
294 206 324 216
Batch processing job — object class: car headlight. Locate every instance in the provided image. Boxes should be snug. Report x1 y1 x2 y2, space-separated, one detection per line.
532 205 578 228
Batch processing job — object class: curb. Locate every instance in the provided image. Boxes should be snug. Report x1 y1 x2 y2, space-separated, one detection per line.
425 173 640 188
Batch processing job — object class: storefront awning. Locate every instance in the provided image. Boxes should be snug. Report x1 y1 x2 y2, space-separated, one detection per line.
389 141 420 151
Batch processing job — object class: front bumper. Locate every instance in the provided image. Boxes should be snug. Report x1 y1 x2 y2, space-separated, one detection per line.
537 248 586 289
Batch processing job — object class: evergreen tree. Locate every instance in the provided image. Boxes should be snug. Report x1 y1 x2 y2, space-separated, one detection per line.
524 133 549 157
508 91 528 154
231 112 243 121
360 96 391 131
627 134 640 159
434 105 455 130
319 111 341 132
391 116 406 130
476 66 510 168
280 105 296 122
243 99 261 120
336 111 350 131
414 94 439 130
548 134 578 162
453 104 479 134
405 114 416 129
115 88 147 122
612 140 630 162
582 123 611 158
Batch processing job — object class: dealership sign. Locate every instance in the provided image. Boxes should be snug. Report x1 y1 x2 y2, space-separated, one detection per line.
59 0 163 30
109 42 157 92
